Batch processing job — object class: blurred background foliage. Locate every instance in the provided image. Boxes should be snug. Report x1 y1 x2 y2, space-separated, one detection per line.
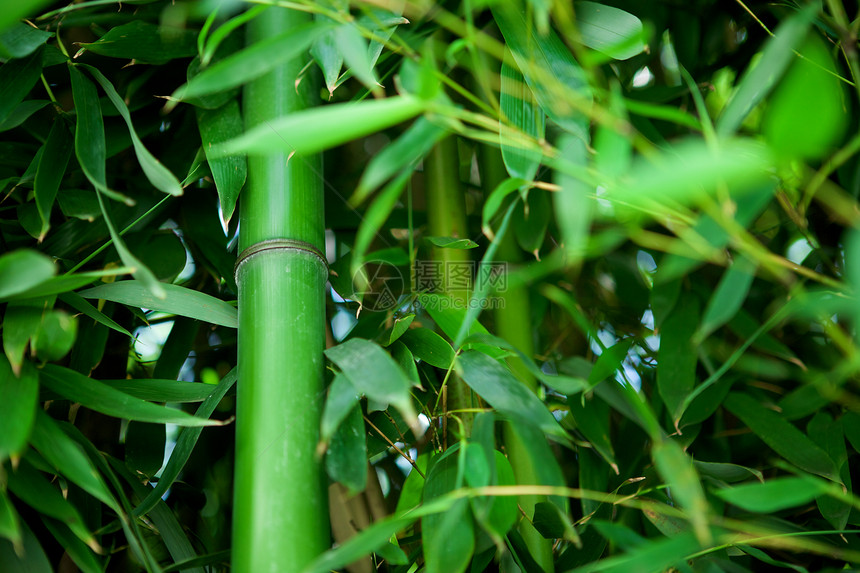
3 0 860 571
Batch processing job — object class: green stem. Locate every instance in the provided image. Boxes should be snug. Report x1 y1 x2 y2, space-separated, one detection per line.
232 7 329 571
480 144 555 572
425 134 474 439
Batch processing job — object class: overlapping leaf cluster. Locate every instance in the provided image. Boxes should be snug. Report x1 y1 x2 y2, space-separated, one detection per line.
2 0 860 572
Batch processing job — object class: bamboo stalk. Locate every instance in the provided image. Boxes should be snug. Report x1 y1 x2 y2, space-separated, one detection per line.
480 144 555 572
232 7 329 571
425 135 475 439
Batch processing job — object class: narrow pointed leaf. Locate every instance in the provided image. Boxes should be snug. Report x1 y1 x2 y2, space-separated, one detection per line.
311 27 342 97
492 3 591 138
169 22 329 105
69 64 115 200
320 373 360 445
135 368 236 516
34 118 72 238
657 295 700 418
500 47 544 181
96 192 165 298
716 5 815 137
210 95 425 158
0 357 37 462
0 22 52 59
103 379 221 403
400 328 455 369
81 64 183 197
353 115 447 204
714 477 829 513
698 254 758 340
77 20 196 64
41 518 104 573
652 438 711 544
335 23 379 93
457 350 569 442
325 338 417 428
554 134 592 261
0 47 43 124
79 280 237 328
0 249 54 300
30 410 120 511
0 489 21 549
40 364 223 427
197 99 246 224
724 392 840 481
575 1 645 60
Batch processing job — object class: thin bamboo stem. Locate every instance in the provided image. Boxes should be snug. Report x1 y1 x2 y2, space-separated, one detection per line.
232 7 329 571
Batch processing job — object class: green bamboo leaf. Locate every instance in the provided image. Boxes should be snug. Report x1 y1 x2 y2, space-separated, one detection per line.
77 20 197 64
482 177 527 235
34 118 72 239
0 489 21 549
80 64 183 197
69 64 127 203
320 373 360 445
611 138 772 216
624 98 703 131
7 459 97 551
457 350 569 443
0 249 54 301
311 26 342 98
96 193 166 298
197 99 246 224
210 95 426 158
168 22 329 106
554 133 592 261
657 295 700 419
425 236 479 249
533 501 579 543
79 280 238 328
30 410 120 511
325 338 418 430
134 368 236 516
0 21 51 59
588 338 632 386
583 527 701 573
714 477 829 513
0 357 37 463
594 81 631 179
0 47 43 125
41 518 104 573
3 268 127 303
58 292 132 337
351 170 411 277
352 116 447 205
724 392 840 481
567 394 617 473
716 5 815 137
31 309 77 362
575 1 645 60
500 47 544 181
400 328 455 369
492 2 591 139
334 23 379 93
513 188 550 254
763 31 846 159
381 313 414 346
2 303 43 375
0 520 51 573
694 460 764 483
652 438 711 545
40 364 224 427
0 99 49 132
423 450 475 573
697 254 757 341
472 450 518 545
462 332 588 394
103 379 221 403
326 403 367 495
200 5 268 67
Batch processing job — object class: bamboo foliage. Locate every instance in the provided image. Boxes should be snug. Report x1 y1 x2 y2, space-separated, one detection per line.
3 1 860 572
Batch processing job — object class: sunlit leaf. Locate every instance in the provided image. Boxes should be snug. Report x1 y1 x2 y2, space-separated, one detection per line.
79 280 237 328
575 1 645 60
